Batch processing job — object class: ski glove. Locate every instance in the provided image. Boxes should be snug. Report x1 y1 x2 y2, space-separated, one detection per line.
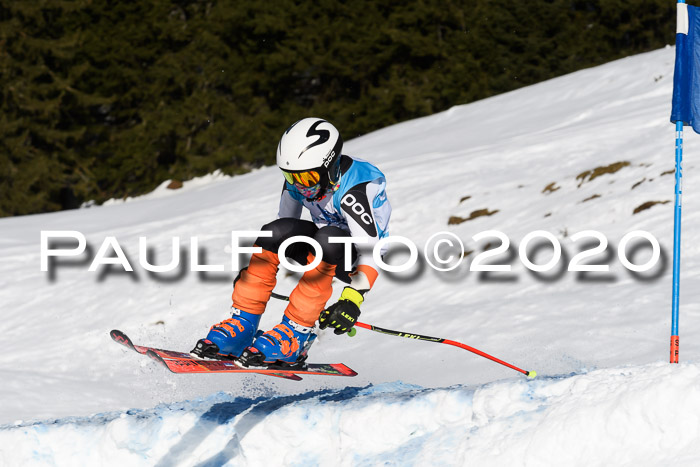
319 287 364 335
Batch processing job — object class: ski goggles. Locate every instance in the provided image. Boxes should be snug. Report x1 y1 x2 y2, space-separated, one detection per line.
282 169 321 188
282 169 323 198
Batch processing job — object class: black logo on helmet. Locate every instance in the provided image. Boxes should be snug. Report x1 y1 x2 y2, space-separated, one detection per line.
322 151 335 168
299 120 330 159
285 120 301 134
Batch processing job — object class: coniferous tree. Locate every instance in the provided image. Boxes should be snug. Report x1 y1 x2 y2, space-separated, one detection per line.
0 0 678 217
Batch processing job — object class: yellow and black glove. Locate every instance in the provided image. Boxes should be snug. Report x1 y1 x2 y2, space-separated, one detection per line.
319 287 364 335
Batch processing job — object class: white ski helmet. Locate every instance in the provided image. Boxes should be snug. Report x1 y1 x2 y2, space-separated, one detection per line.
277 118 343 200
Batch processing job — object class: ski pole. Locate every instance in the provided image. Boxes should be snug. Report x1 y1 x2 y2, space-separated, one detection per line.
270 292 536 378
350 321 535 378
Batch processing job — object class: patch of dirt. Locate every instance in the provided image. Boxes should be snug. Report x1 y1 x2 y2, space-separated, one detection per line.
576 161 630 187
633 200 671 215
631 178 646 190
581 194 601 203
448 208 500 225
542 182 560 194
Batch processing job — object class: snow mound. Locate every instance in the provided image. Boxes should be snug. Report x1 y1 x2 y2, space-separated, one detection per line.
2 362 699 466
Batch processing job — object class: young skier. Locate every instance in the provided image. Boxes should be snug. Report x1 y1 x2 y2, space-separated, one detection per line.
191 117 391 367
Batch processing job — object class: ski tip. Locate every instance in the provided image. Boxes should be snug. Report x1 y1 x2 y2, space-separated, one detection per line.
110 329 135 349
527 370 537 379
331 364 358 377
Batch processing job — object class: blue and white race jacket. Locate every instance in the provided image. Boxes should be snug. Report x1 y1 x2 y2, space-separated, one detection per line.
278 155 391 290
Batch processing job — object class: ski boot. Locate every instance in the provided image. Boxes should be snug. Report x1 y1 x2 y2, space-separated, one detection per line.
237 315 316 369
191 308 262 359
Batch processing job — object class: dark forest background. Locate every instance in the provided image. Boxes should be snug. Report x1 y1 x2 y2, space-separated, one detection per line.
0 0 681 217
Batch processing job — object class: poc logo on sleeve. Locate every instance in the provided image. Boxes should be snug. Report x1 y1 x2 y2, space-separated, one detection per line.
341 194 373 225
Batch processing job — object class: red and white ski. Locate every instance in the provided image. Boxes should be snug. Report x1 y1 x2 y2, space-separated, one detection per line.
110 330 357 381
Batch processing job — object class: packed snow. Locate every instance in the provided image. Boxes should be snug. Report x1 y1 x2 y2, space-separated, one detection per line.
3 363 700 466
2 45 700 465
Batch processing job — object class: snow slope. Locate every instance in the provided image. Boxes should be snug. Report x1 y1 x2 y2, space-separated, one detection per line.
3 362 699 466
1 45 700 465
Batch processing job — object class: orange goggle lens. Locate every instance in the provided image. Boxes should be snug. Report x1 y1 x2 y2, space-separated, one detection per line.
282 170 321 188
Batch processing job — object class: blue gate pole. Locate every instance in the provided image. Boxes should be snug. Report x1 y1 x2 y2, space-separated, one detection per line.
671 120 683 363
